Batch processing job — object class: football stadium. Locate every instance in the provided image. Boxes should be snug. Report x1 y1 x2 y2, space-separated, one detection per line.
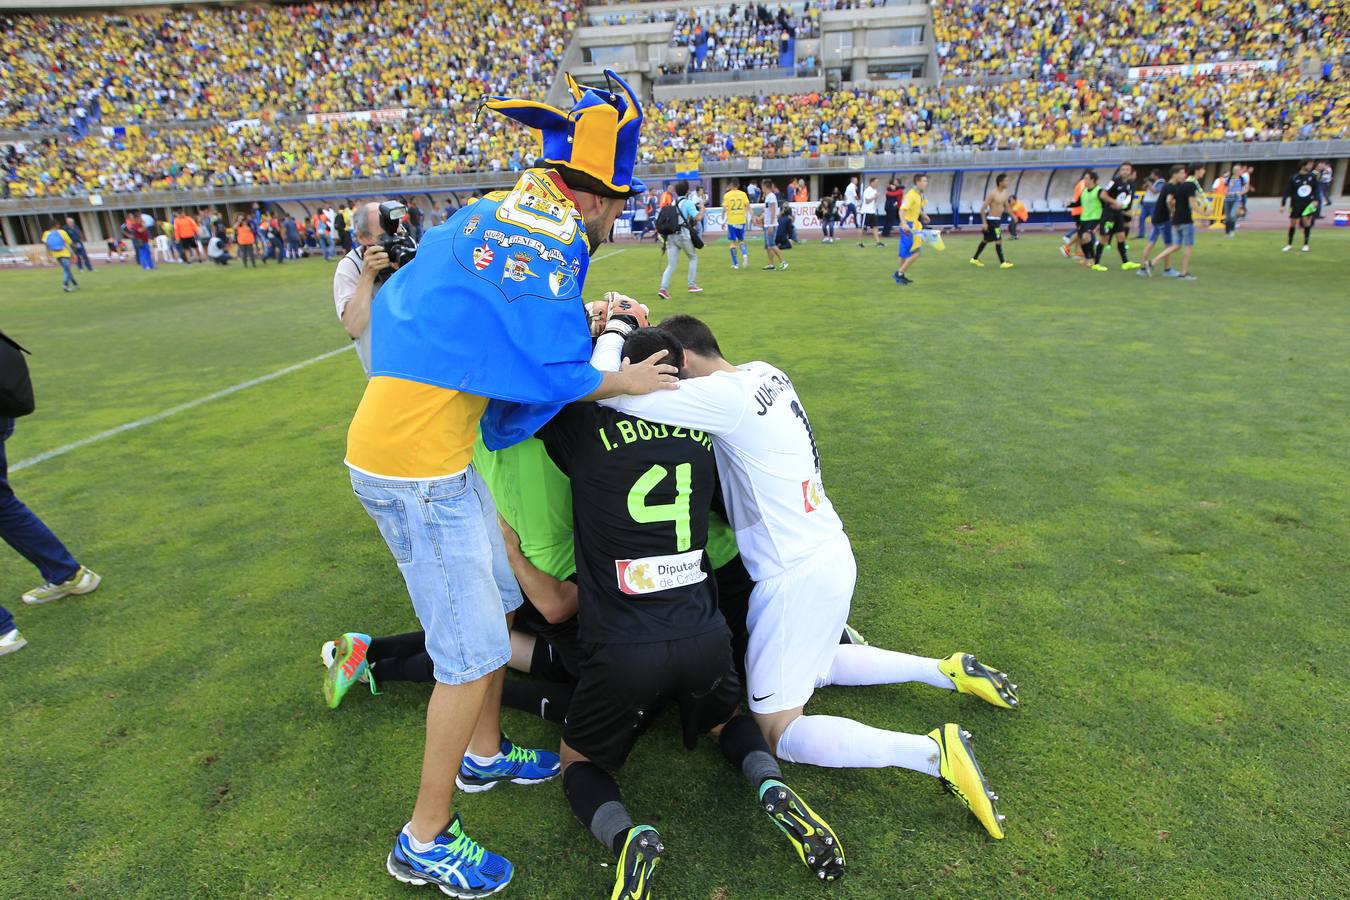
1 0 1348 897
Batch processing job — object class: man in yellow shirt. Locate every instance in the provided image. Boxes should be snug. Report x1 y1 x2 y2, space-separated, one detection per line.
894 174 931 286
722 178 750 269
40 221 78 292
341 70 677 896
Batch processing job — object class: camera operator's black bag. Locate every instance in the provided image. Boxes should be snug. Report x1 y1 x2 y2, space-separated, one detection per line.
0 330 35 417
654 203 681 236
683 208 705 250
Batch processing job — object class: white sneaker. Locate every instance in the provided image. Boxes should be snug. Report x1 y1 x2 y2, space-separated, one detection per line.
1281 245 1292 252
778 262 789 270
1301 245 1310 252
22 566 101 604
0 627 27 657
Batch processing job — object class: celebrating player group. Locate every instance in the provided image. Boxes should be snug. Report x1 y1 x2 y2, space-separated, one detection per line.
317 70 1022 900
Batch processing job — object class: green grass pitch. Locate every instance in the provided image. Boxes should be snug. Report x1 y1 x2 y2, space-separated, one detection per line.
1 227 1348 898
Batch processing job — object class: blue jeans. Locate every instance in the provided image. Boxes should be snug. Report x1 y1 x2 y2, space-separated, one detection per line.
0 604 13 634
319 234 334 260
58 257 76 287
1 417 81 585
348 465 522 685
1138 202 1155 237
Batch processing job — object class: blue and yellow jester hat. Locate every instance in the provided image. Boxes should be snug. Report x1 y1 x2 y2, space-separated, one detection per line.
483 69 645 196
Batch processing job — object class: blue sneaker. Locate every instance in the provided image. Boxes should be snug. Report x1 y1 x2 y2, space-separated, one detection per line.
387 813 513 898
455 736 560 793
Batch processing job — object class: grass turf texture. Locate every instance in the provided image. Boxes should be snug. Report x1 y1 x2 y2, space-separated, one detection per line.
1 230 1348 899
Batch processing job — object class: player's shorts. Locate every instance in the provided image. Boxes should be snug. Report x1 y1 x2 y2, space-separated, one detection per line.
863 213 877 228
178 238 197 255
1171 223 1195 246
348 465 523 685
563 627 741 771
1292 202 1320 220
727 224 745 242
981 217 1001 242
1148 222 1172 244
1101 212 1124 236
512 587 585 679
898 228 920 259
1077 218 1101 236
762 225 778 249
746 533 855 714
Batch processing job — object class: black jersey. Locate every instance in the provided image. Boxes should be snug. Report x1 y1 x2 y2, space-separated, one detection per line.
537 403 723 645
1104 176 1135 216
1285 172 1319 216
1152 182 1173 225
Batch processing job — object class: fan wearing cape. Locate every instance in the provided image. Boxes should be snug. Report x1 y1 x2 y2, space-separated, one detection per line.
341 70 679 898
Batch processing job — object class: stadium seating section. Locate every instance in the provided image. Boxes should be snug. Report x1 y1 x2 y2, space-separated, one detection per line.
1 0 1347 198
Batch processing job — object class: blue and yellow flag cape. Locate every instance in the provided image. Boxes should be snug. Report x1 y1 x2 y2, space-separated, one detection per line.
368 169 601 450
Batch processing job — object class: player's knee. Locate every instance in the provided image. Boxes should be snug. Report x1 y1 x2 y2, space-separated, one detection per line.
559 741 589 772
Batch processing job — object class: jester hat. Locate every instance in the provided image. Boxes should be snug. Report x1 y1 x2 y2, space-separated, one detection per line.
483 69 645 196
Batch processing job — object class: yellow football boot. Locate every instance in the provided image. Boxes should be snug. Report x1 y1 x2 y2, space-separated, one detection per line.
929 723 1005 839
939 652 1020 710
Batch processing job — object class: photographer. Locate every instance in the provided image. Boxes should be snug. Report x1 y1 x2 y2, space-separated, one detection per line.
656 179 703 299
332 202 394 376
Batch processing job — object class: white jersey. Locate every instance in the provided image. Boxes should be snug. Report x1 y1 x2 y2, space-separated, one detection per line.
845 182 859 206
593 336 844 580
861 186 878 215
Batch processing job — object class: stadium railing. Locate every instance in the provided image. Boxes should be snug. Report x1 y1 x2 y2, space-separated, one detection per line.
2 140 1345 216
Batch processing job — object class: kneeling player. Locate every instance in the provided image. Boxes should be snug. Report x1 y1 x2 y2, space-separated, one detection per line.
594 314 1019 841
542 325 843 899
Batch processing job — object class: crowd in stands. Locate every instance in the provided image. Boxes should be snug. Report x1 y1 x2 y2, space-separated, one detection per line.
6 64 1345 198
642 69 1349 163
0 0 578 132
670 4 818 73
932 0 1349 78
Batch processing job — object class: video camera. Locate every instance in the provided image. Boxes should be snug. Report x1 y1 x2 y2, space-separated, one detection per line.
375 200 418 282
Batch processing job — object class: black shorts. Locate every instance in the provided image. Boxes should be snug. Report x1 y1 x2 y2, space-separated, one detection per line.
513 594 585 680
1077 219 1100 236
982 217 1002 241
863 213 877 228
178 238 196 255
714 555 755 681
563 628 741 771
1100 212 1124 236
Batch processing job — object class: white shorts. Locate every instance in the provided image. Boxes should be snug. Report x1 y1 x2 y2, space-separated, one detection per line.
745 534 855 714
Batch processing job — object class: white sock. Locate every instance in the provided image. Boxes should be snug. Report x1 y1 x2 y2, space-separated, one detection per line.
465 749 504 766
403 824 436 852
815 644 955 690
776 715 940 777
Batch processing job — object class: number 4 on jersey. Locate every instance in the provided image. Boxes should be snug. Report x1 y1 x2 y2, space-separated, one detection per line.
627 463 693 551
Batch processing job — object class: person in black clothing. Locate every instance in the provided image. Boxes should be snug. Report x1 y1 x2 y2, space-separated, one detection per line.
539 322 844 898
1144 165 1197 279
1281 160 1320 252
1098 163 1138 269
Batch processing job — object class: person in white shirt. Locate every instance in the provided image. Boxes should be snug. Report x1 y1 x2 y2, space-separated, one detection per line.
842 177 860 230
589 313 1017 840
858 177 883 248
332 202 392 376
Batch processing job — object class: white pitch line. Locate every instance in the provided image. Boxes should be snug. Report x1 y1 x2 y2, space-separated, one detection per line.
11 345 354 473
590 248 628 263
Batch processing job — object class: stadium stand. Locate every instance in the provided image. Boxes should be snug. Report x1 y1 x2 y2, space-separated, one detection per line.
931 0 1349 78
0 0 1346 212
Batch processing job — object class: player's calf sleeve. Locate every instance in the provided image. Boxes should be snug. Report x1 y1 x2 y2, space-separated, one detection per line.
1117 241 1129 262
501 678 573 725
718 714 782 789
1094 240 1105 264
995 243 1005 263
973 241 985 259
816 643 955 690
367 630 427 659
1303 225 1312 244
1288 225 1297 244
369 652 435 683
776 715 941 777
564 762 633 856
729 247 739 266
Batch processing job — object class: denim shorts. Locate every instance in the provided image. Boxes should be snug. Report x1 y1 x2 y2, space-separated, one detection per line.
349 465 522 685
1172 224 1195 246
1148 222 1172 245
762 225 778 249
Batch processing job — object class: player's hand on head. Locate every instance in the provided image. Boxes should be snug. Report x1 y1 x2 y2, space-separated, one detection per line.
619 350 679 394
